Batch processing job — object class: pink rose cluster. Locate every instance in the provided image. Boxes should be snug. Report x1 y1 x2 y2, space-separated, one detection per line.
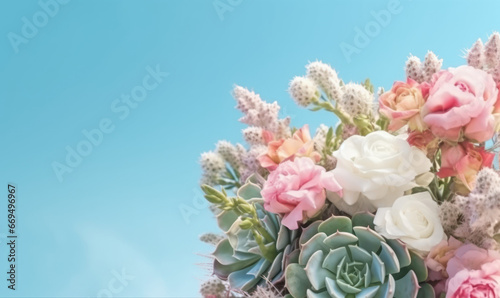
380 65 499 192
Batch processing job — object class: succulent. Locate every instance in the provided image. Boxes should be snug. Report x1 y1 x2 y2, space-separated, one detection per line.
285 213 434 298
206 177 299 292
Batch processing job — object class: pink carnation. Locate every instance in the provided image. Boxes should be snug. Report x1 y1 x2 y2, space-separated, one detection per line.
422 65 498 142
446 244 500 298
261 157 342 230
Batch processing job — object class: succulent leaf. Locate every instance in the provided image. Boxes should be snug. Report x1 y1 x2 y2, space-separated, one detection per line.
284 213 430 298
211 180 299 292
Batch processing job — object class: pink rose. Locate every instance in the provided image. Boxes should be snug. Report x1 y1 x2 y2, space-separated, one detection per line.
438 142 494 191
261 157 342 230
446 244 500 298
379 78 430 131
422 66 498 142
258 124 321 171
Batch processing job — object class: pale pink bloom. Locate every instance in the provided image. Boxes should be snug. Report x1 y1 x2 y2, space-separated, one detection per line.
446 244 500 298
261 157 342 230
379 78 429 131
258 124 321 171
425 237 463 296
438 142 494 191
494 83 500 114
422 66 498 142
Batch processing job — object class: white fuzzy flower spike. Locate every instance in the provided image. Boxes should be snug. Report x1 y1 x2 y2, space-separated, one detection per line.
242 127 264 145
199 151 225 186
485 32 500 69
306 61 343 100
405 55 424 83
422 51 443 82
199 233 225 246
199 278 228 297
288 76 320 107
338 83 373 117
232 86 283 133
215 140 242 171
467 39 484 69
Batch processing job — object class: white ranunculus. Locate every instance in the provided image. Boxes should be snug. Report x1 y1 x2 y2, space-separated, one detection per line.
373 192 445 253
328 130 432 213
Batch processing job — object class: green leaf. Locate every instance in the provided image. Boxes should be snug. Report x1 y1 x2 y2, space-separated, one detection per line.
309 106 323 112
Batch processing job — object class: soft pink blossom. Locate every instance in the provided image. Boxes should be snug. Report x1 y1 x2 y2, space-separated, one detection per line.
258 124 321 171
379 78 430 131
438 142 494 191
425 237 463 296
261 157 342 230
446 244 500 298
427 237 463 280
422 66 498 142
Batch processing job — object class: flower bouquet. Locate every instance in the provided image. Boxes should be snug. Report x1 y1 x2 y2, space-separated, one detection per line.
198 33 500 298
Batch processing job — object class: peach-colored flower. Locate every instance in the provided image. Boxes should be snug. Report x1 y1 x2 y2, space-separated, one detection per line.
261 157 342 230
438 142 494 191
446 244 500 298
422 66 498 143
258 124 320 171
379 78 430 131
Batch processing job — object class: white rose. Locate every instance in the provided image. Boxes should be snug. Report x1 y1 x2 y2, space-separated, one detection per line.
329 130 432 213
373 192 445 253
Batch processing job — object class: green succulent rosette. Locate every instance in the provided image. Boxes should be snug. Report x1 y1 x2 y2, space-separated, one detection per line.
212 178 299 292
284 213 434 298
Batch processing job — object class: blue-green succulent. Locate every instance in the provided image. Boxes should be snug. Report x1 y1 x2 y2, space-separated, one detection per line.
285 213 434 298
203 177 299 292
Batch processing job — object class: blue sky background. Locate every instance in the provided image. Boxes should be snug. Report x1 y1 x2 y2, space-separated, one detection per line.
0 0 499 297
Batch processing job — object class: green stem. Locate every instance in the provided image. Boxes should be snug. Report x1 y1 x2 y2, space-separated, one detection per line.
318 101 352 125
441 177 451 201
253 221 275 243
